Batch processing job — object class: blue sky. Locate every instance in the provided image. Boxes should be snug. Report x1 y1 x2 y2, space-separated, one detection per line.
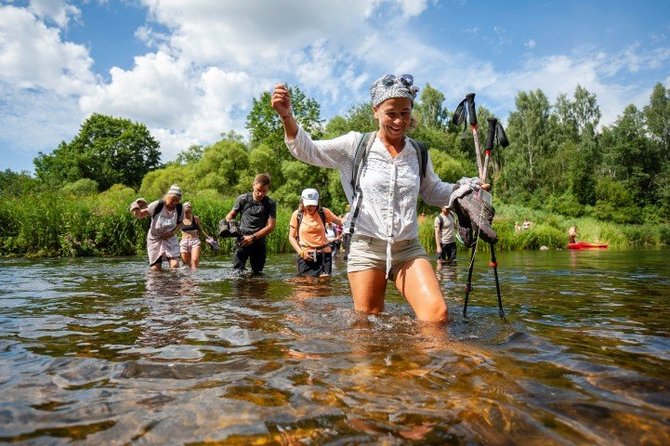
1 0 669 174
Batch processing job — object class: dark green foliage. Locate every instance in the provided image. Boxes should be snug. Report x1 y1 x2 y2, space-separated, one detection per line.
0 169 42 196
34 113 161 190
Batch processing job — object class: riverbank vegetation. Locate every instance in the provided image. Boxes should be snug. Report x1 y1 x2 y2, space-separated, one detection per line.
2 81 669 257
2 189 668 258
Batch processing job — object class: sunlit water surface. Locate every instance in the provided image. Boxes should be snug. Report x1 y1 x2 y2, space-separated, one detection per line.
0 249 669 445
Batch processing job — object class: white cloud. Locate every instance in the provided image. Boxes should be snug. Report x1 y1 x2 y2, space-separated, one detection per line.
0 5 95 95
0 81 84 167
1 0 669 172
140 0 378 67
80 51 196 129
28 0 80 28
393 0 432 17
474 53 648 127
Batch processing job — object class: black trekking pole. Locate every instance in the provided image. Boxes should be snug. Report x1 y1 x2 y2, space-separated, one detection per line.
482 117 509 181
462 242 478 318
483 117 509 321
489 243 506 321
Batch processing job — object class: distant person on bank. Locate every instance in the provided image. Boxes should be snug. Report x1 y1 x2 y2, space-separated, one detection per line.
568 225 578 244
289 188 343 277
130 184 184 271
435 205 457 264
224 174 277 274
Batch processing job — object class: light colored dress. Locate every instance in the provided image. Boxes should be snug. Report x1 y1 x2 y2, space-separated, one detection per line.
146 200 183 265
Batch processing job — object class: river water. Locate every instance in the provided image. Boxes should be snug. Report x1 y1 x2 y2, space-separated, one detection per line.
0 249 668 445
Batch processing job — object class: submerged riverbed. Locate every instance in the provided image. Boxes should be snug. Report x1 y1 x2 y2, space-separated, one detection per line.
0 249 669 444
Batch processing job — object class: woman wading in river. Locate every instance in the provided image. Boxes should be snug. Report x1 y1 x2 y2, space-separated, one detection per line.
272 75 483 323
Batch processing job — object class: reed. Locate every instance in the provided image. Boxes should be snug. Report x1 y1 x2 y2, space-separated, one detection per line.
1 190 668 258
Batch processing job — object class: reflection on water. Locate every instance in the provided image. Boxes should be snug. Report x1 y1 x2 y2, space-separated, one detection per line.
0 250 669 444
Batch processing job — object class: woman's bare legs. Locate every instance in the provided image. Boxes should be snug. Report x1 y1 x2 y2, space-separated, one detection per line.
348 269 387 314
394 258 448 323
190 245 201 269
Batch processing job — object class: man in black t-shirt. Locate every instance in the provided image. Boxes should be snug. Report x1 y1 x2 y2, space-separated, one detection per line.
225 174 277 274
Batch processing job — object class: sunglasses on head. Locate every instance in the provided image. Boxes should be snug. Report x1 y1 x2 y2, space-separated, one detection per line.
380 74 414 87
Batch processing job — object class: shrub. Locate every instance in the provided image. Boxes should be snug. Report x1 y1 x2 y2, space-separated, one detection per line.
62 178 99 196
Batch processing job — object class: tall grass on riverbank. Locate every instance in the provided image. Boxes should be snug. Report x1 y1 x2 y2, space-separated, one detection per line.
1 189 668 258
0 188 294 258
418 202 670 252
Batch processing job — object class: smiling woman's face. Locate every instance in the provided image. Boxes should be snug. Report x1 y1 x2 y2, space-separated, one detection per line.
374 97 412 142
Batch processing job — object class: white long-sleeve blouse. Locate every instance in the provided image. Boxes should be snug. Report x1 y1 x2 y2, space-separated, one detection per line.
286 127 455 244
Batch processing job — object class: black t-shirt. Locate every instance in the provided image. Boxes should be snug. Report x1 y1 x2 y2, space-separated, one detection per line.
232 192 276 235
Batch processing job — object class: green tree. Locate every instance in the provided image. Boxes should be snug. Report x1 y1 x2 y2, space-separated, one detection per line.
572 85 601 139
500 90 552 200
194 139 250 195
414 83 448 130
34 113 161 190
323 102 376 138
174 145 204 165
273 160 330 209
246 86 323 160
601 104 660 206
139 163 191 199
0 169 41 196
644 83 670 160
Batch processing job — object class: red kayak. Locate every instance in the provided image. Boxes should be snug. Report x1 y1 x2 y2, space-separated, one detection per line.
568 241 608 249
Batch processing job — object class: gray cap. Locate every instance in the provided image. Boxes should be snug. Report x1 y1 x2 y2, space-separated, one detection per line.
370 74 419 108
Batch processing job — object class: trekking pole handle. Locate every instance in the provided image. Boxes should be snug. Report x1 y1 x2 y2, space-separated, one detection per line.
482 118 498 181
465 93 483 177
465 93 477 126
485 118 497 152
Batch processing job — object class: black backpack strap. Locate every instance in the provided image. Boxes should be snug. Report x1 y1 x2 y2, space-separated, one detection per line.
409 137 428 180
350 132 375 195
152 200 183 219
296 209 303 234
318 207 326 225
347 132 376 240
152 200 165 217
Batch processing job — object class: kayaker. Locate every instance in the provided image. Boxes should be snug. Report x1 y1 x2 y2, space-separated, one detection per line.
568 225 578 244
271 74 479 323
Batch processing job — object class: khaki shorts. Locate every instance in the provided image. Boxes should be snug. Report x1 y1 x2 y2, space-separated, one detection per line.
347 234 428 279
179 237 201 253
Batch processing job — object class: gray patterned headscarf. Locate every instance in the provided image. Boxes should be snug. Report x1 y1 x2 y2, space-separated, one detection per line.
370 74 419 108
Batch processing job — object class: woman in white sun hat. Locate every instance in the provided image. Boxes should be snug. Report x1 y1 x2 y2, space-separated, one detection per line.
288 188 342 277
